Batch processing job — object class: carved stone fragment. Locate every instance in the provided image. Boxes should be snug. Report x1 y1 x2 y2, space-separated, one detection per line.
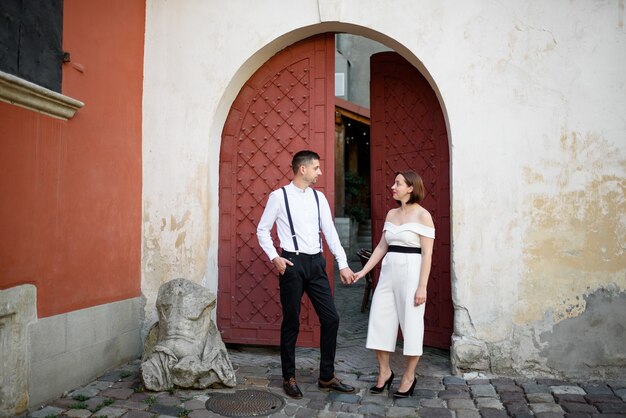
141 278 236 390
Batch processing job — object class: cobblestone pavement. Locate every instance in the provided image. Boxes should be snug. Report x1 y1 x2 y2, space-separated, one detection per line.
27 262 626 418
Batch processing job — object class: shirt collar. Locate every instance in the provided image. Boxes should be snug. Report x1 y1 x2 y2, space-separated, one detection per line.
289 181 309 193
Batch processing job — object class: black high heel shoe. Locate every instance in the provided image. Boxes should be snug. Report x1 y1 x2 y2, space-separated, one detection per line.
393 375 416 398
369 370 394 394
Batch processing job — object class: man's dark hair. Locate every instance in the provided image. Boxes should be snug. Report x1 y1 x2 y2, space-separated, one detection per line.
291 150 320 174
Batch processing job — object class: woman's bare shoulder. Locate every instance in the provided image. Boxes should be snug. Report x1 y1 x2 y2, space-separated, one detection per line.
385 207 399 222
416 207 434 227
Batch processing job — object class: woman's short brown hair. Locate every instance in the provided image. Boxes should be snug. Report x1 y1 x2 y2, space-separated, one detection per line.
396 170 425 204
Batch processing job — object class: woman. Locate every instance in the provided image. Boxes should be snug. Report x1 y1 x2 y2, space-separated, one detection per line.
353 170 435 397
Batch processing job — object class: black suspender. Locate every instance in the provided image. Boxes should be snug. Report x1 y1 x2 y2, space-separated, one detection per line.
281 187 299 252
281 186 321 254
312 189 322 250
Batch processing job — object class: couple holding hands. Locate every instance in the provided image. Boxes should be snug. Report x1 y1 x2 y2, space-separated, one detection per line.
257 150 435 399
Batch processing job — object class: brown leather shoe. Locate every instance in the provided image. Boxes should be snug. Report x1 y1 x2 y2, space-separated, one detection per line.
318 376 355 393
283 377 303 398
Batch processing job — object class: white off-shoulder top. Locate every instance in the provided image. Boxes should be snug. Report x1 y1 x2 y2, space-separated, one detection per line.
383 221 435 248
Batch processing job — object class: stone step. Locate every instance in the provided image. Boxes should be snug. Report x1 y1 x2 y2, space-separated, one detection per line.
357 221 372 237
356 241 372 251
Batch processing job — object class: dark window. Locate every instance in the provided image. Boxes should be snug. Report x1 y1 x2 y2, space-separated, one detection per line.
0 0 64 92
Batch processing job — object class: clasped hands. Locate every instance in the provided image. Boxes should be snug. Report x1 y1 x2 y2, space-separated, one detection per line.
341 268 365 285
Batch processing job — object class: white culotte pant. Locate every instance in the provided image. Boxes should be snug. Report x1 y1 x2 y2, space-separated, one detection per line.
365 252 425 356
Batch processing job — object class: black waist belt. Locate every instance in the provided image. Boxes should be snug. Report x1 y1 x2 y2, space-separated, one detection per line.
281 250 322 258
387 245 421 254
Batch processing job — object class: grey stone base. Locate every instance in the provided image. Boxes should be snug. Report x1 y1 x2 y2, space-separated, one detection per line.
0 284 37 417
28 297 144 409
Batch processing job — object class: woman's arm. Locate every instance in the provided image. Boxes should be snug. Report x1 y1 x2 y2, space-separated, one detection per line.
352 211 395 283
353 233 389 283
414 210 435 305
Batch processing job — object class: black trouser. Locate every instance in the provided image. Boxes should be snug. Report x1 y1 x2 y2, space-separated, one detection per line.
279 251 339 381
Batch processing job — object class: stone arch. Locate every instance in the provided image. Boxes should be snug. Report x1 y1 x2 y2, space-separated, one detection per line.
209 23 456 351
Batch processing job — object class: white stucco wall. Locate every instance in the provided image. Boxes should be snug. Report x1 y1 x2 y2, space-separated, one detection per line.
142 0 626 378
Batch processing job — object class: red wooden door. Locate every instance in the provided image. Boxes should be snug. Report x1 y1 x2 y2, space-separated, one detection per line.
218 34 335 347
370 52 452 349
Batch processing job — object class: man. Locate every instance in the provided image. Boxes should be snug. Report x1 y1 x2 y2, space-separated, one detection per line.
257 150 355 398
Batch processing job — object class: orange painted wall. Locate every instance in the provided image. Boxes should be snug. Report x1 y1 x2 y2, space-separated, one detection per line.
0 1 145 318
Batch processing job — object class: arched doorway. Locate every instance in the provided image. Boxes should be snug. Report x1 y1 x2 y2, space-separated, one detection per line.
217 33 452 350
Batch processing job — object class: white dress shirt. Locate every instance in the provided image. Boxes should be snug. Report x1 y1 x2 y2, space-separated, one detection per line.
257 182 348 270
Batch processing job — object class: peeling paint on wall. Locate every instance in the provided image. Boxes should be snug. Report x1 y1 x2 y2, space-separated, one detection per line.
141 164 211 336
540 286 626 379
453 130 626 378
519 130 626 325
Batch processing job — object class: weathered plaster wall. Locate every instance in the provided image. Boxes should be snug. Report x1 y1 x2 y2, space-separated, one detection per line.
540 287 626 378
142 0 626 377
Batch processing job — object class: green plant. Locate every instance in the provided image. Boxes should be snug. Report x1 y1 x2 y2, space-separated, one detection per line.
346 205 368 224
134 384 145 393
72 394 90 402
344 171 368 223
178 408 190 418
90 398 115 413
344 171 365 201
120 370 132 379
69 402 88 409
144 395 157 406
